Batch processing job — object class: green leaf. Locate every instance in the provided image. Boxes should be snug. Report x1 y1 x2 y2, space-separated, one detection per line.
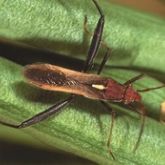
0 0 165 165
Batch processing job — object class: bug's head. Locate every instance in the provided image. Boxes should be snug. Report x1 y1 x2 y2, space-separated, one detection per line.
124 85 141 104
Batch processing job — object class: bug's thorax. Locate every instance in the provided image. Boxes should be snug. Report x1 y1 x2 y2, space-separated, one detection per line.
103 79 141 104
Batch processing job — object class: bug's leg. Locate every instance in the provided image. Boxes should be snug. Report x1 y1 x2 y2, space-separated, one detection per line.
134 103 146 152
125 74 165 91
100 101 116 160
124 74 144 85
83 0 104 72
0 95 74 129
84 15 109 49
97 48 111 75
137 84 165 92
128 103 146 152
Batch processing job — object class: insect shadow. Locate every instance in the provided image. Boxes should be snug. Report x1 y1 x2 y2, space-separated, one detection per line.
12 81 64 104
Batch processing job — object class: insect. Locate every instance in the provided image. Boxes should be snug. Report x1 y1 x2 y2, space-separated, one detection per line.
0 0 164 160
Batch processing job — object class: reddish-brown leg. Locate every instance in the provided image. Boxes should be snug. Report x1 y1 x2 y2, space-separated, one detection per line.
131 103 146 152
100 101 116 160
118 102 146 153
125 74 165 151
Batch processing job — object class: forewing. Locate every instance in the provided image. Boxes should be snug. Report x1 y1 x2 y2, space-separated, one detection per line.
23 64 105 100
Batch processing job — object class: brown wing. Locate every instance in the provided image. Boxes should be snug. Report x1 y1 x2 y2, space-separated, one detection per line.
23 63 108 100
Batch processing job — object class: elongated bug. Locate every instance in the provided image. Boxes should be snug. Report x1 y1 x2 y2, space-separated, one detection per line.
24 63 142 104
0 0 164 160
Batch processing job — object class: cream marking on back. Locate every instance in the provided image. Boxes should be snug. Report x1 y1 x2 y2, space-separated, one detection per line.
92 84 106 90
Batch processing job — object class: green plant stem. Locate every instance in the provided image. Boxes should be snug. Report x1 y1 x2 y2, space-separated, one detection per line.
0 0 165 164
